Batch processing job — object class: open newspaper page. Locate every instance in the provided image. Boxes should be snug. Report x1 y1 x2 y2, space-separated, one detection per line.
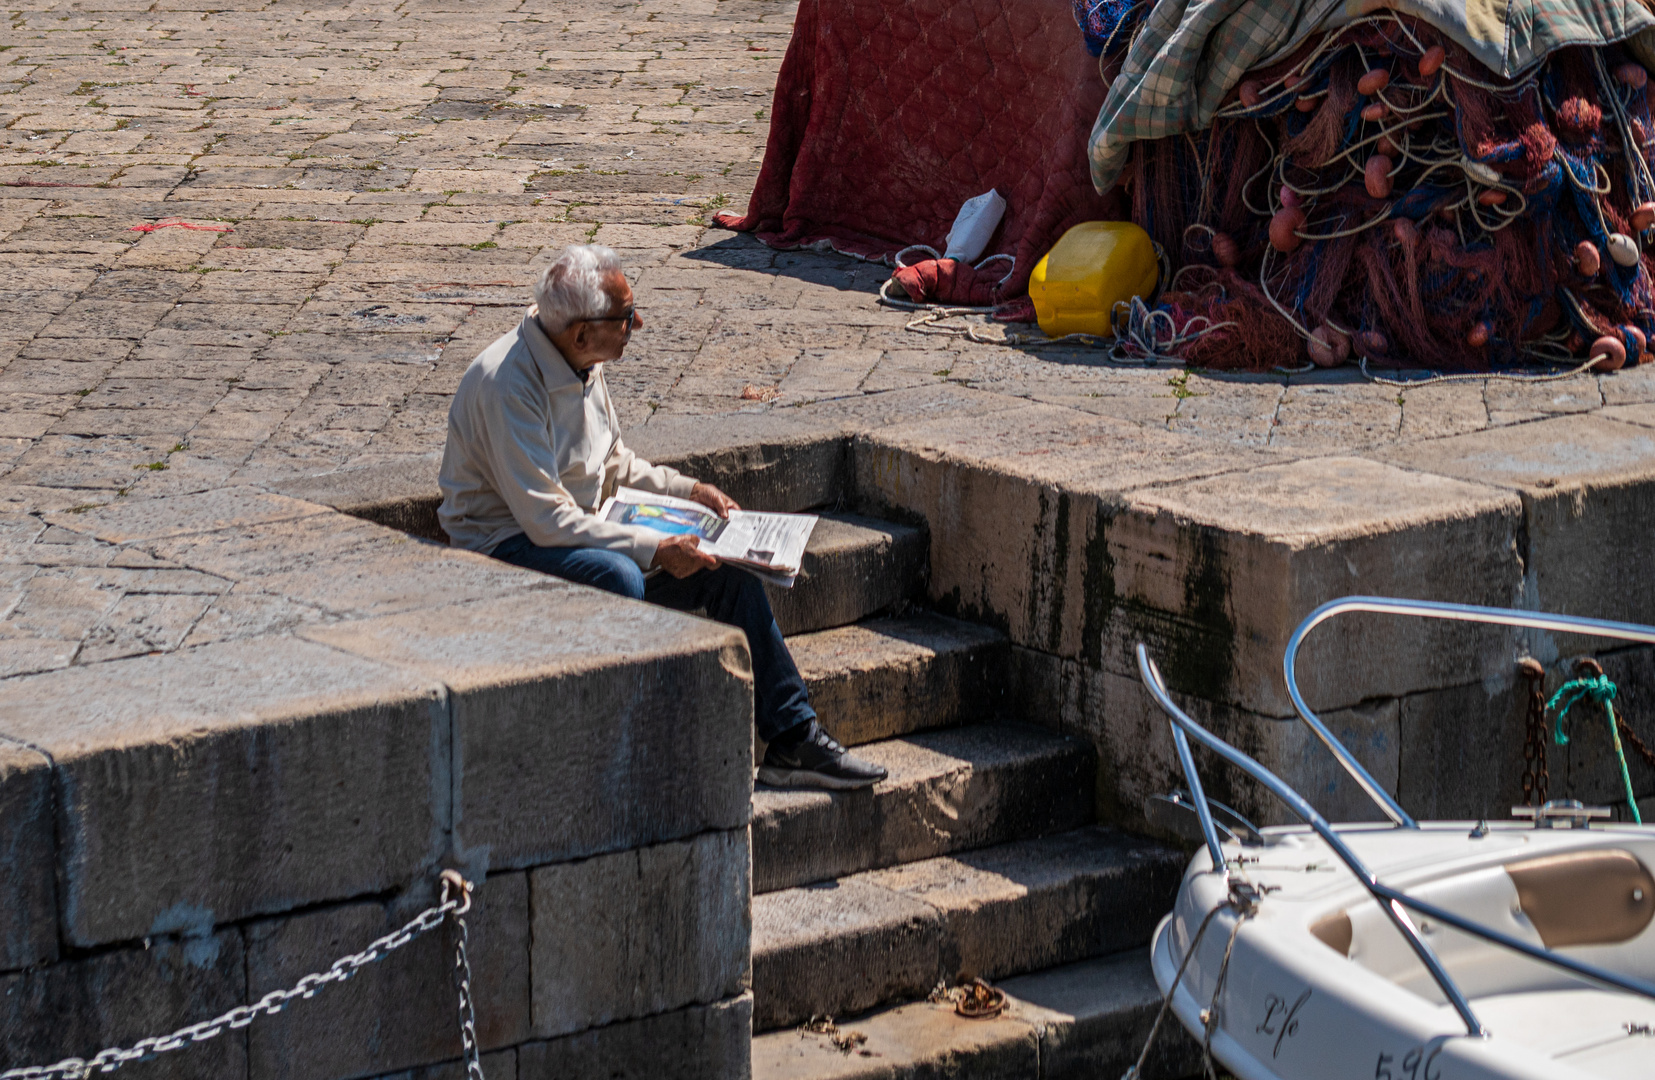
597 487 818 587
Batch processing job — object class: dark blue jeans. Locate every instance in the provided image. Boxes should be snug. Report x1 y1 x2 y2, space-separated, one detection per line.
490 536 815 743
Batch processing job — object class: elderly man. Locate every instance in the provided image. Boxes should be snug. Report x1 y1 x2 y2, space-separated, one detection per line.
439 244 886 791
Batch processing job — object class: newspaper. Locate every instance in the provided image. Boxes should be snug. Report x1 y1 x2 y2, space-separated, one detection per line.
598 486 818 587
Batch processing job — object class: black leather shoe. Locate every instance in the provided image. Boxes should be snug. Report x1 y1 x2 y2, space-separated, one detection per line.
756 721 887 790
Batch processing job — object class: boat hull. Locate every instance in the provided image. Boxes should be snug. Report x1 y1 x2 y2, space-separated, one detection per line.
1148 823 1655 1080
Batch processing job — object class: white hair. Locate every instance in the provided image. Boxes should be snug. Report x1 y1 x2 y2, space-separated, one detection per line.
534 244 624 333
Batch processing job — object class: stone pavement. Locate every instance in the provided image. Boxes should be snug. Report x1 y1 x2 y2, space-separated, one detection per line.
7 0 1655 676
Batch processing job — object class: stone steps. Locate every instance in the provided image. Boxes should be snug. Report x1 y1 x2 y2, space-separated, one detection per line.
749 826 1183 1032
751 508 1187 1077
751 949 1200 1080
752 724 1096 894
767 513 926 636
789 614 1008 748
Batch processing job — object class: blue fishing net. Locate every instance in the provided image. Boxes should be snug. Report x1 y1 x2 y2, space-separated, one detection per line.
1073 0 1147 57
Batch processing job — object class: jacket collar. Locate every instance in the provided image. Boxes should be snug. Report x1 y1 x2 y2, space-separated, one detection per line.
522 305 599 392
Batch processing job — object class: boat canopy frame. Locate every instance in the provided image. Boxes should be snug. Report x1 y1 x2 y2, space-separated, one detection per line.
1137 595 1655 1038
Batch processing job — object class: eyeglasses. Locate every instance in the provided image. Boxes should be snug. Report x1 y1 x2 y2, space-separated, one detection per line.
586 306 637 335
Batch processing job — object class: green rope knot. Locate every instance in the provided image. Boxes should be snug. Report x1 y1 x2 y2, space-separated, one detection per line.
1542 670 1640 825
1546 673 1617 747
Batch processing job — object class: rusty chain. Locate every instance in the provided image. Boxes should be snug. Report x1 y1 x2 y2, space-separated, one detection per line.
1575 658 1655 775
1519 658 1550 807
0 872 482 1080
1523 656 1655 809
1618 709 1655 774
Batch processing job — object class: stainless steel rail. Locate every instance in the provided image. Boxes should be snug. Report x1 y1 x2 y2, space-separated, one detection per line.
1283 596 1655 827
1138 645 1487 1035
1137 597 1655 1039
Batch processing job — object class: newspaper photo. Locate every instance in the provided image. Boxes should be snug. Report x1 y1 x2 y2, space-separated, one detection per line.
598 487 819 587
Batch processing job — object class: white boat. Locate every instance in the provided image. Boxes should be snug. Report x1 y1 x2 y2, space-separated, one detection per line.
1133 597 1655 1080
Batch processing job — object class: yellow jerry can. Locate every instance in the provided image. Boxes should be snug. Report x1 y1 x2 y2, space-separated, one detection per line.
1028 221 1159 338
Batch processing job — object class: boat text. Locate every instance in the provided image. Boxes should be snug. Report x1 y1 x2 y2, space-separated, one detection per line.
1256 989 1311 1058
1376 1044 1443 1080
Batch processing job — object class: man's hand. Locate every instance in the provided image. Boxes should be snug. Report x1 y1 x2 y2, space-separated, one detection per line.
652 533 718 578
690 481 740 518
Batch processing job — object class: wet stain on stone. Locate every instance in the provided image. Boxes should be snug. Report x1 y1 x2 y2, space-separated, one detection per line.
1025 490 1051 652
1134 525 1236 701
936 584 1010 638
1080 502 1118 667
1018 490 1072 654
1046 493 1070 653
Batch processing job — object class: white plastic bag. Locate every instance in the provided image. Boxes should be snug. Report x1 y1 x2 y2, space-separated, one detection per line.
943 189 1007 263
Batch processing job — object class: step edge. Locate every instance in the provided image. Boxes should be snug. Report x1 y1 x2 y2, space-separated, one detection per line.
751 726 1094 819
751 826 1178 953
751 949 1198 1080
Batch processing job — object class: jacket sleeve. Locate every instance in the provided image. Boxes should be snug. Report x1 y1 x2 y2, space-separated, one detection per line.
477 380 665 570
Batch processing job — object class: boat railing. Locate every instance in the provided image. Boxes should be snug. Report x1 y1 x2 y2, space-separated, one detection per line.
1136 595 1655 1037
1284 597 1655 829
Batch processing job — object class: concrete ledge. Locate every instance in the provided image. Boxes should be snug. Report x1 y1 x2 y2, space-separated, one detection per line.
628 414 848 513
0 485 757 1080
0 636 447 947
264 423 852 548
268 456 447 543
1380 415 1655 657
1111 457 1523 715
857 425 1526 717
304 592 754 870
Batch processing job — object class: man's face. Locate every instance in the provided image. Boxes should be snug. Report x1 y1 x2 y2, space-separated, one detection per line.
553 270 644 371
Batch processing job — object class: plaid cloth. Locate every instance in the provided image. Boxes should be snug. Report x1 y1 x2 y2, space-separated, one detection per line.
1087 0 1655 192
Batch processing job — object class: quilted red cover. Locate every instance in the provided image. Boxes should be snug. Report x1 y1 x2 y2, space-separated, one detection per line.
714 0 1123 300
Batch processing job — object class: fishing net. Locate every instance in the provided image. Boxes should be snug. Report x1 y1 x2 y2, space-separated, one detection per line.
1111 13 1655 371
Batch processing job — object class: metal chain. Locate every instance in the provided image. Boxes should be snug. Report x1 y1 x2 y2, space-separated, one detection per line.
446 870 486 1080
1618 715 1655 773
1519 658 1550 807
0 872 481 1080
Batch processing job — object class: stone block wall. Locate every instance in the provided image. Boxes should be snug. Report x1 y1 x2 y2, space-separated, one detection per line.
844 403 1655 830
262 390 1655 839
17 392 1647 1080
0 489 756 1080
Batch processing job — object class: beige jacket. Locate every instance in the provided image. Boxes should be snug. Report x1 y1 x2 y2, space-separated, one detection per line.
437 308 697 568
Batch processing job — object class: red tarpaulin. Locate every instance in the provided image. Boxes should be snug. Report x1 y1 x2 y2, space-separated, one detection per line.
715 0 1122 300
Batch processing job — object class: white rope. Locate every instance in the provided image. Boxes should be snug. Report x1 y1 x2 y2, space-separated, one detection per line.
1356 353 1600 387
893 244 941 269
